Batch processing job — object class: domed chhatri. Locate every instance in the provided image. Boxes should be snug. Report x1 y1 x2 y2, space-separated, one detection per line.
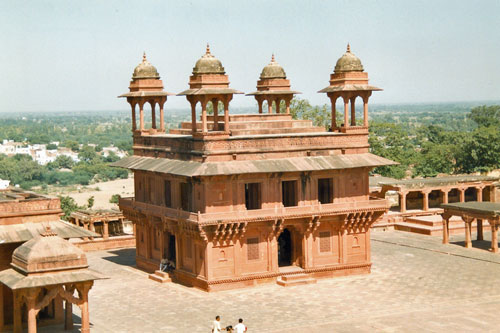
319 43 382 133
260 54 287 79
193 44 225 75
247 54 299 114
11 227 88 274
132 52 160 80
334 44 364 73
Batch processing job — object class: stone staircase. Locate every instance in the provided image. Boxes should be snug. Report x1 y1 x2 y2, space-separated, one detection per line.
148 270 172 284
394 215 480 236
169 114 326 136
277 273 317 287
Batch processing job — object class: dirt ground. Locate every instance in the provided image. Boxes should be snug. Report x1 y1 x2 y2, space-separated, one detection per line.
56 176 134 209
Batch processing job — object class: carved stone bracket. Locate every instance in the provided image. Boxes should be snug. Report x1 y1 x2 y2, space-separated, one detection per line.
341 211 374 234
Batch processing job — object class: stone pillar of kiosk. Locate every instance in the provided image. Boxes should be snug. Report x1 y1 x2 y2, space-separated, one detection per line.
247 54 299 117
441 214 450 244
400 191 407 213
422 190 430 211
491 221 498 253
319 44 382 133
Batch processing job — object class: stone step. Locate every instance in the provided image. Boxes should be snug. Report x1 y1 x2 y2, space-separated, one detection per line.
406 215 462 227
394 221 483 236
277 274 316 287
154 270 170 278
148 271 172 283
179 119 313 130
226 114 293 122
231 127 326 136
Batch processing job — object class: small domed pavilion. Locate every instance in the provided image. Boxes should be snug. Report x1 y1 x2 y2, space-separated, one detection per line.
246 55 300 114
119 52 173 134
0 227 104 333
178 44 243 136
319 44 382 132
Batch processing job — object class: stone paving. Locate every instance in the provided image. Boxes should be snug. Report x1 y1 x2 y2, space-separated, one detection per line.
41 230 500 332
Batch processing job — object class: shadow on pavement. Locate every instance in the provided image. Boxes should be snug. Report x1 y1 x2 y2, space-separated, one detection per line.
102 248 136 267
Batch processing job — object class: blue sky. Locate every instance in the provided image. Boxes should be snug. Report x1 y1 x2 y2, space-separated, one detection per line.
1 0 499 112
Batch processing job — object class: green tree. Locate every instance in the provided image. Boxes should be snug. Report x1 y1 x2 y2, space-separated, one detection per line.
78 145 100 163
87 195 95 209
468 105 500 128
59 195 81 220
109 194 120 204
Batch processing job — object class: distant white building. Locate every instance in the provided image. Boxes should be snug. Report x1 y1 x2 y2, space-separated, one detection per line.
0 179 10 190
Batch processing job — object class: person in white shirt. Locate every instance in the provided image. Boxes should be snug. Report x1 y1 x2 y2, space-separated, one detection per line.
234 318 247 333
212 315 223 333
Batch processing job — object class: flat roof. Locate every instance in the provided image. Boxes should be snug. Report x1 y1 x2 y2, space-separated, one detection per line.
441 202 500 217
0 221 98 244
112 153 397 177
379 175 498 190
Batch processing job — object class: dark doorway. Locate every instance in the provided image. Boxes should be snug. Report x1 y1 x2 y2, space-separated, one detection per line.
168 234 176 263
282 180 298 207
278 228 292 267
318 178 334 204
245 183 261 210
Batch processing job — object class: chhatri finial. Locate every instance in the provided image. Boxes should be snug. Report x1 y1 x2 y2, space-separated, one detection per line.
271 54 275 62
40 225 57 237
206 43 211 55
347 43 351 53
142 51 147 62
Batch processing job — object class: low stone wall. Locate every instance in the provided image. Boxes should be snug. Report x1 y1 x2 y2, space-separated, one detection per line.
72 236 136 252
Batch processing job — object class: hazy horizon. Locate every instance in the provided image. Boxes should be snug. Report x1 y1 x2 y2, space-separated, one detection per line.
1 0 499 113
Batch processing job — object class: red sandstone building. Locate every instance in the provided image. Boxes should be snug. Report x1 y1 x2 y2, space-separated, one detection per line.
115 45 396 291
0 189 96 331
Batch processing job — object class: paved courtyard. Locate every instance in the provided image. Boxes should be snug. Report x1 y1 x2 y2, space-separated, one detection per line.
44 230 500 332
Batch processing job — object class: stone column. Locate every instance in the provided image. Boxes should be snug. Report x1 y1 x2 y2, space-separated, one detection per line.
83 222 89 241
159 101 165 132
330 96 337 131
363 99 368 127
267 99 272 114
459 188 465 202
350 97 356 126
212 98 219 131
139 102 145 131
442 190 449 204
477 187 483 202
343 97 349 128
477 218 483 241
78 282 93 333
400 192 407 213
201 100 208 133
224 97 230 133
464 217 472 248
131 104 137 131
89 222 95 241
190 101 197 134
442 215 450 244
64 285 74 330
275 99 281 113
257 98 263 114
151 103 156 130
26 289 38 333
103 220 109 240
285 97 291 114
491 222 498 253
423 191 429 211
13 291 22 333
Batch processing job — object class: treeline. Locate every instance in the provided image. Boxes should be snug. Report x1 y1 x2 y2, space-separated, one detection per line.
0 146 128 189
0 111 133 153
286 98 500 179
369 105 500 178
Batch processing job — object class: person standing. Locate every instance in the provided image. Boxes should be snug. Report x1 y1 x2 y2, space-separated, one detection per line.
212 315 223 333
234 318 247 333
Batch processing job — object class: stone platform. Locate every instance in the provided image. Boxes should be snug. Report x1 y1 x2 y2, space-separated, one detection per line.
39 230 500 332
